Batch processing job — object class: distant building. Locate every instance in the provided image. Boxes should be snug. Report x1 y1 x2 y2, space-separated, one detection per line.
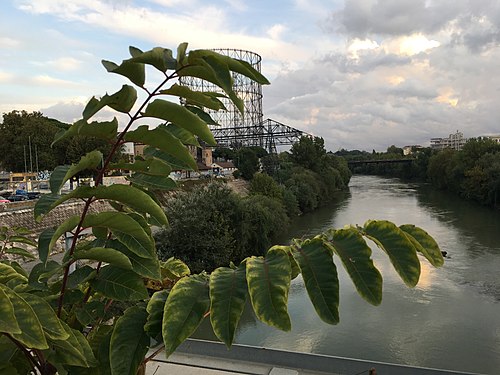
430 131 467 151
402 145 424 155
480 135 500 144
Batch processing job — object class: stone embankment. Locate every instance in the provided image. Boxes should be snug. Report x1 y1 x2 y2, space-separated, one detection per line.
0 200 111 234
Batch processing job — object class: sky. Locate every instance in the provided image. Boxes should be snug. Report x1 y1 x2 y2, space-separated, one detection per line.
1 0 500 151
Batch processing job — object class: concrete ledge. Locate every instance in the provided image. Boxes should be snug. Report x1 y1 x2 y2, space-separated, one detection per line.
148 339 483 375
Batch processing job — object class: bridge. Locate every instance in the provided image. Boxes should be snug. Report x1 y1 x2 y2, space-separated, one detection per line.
347 158 415 166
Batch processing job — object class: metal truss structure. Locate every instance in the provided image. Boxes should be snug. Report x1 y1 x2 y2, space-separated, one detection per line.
180 49 309 153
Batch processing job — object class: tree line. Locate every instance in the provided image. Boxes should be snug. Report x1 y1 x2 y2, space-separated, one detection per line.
0 110 121 172
338 139 500 208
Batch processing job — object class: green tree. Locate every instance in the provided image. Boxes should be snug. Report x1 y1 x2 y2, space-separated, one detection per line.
0 44 444 375
290 136 326 171
386 145 403 156
249 172 283 200
0 110 121 172
0 111 62 171
156 183 241 273
213 147 235 161
234 147 259 180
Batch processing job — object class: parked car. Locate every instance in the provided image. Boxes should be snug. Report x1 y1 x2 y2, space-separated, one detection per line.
27 192 41 200
7 194 29 202
0 196 9 203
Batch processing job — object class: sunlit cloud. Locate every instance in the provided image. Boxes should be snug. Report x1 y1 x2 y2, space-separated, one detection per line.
33 75 80 87
0 71 14 83
347 38 379 58
267 24 287 40
399 34 440 55
436 88 459 107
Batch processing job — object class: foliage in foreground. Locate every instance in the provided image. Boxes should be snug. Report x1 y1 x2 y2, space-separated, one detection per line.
0 43 443 375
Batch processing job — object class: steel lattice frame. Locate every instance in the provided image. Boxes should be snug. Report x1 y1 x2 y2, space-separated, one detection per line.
180 48 310 153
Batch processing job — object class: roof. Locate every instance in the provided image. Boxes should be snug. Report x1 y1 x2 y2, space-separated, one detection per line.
213 161 236 169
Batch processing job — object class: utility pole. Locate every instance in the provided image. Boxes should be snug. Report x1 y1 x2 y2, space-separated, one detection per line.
28 136 33 173
24 145 27 173
35 144 39 173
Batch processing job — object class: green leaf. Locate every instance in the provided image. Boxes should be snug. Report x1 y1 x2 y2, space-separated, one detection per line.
83 85 137 120
82 212 154 258
52 118 118 146
144 99 216 145
21 293 68 340
160 84 226 111
38 228 56 265
102 59 145 87
326 228 383 306
1 260 28 278
4 247 35 259
246 247 292 331
176 42 188 65
87 325 113 375
129 46 143 58
128 174 178 191
109 157 172 176
28 261 62 289
399 224 444 267
209 264 247 347
74 300 106 327
73 247 133 270
186 105 219 126
162 274 210 357
48 150 103 195
41 185 168 226
364 220 421 287
160 257 190 280
8 236 36 247
49 215 80 253
107 240 160 280
163 123 200 146
228 90 244 115
0 285 48 349
200 54 233 94
67 265 97 289
34 194 61 223
291 238 339 324
129 47 177 72
90 266 149 301
110 306 150 375
145 289 169 342
0 263 28 285
189 49 270 85
0 287 21 334
124 125 197 170
50 321 98 367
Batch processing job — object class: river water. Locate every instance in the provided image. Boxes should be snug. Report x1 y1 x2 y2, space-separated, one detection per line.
197 175 500 374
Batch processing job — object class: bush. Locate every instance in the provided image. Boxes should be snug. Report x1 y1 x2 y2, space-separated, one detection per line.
249 172 283 200
155 182 241 273
238 194 289 256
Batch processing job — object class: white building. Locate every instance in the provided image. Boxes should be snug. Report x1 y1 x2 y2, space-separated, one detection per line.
430 131 467 151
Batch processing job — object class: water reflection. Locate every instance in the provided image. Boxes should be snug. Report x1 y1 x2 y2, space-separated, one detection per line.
195 175 500 374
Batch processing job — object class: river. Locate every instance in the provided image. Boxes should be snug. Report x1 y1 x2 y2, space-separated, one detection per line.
196 175 500 374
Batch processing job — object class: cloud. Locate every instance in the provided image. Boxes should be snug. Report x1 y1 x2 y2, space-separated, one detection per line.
0 71 14 83
327 0 461 38
33 74 81 87
0 37 20 47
